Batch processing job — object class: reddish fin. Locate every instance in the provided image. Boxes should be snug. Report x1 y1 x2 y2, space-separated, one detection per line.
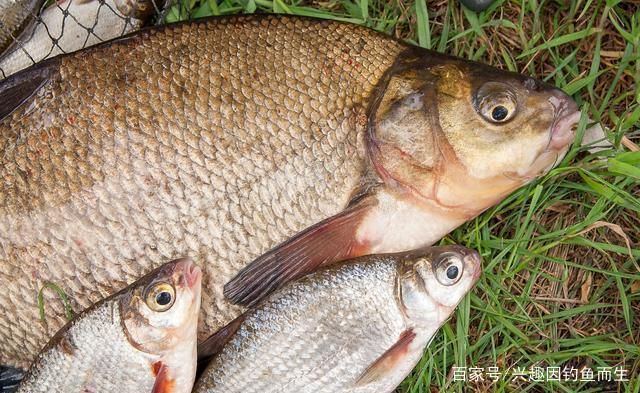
151 362 174 393
224 201 376 307
197 314 246 364
356 330 416 386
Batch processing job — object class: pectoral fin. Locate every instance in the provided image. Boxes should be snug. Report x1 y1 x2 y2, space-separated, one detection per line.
0 59 59 121
224 200 376 307
197 314 246 365
356 329 416 386
151 362 174 393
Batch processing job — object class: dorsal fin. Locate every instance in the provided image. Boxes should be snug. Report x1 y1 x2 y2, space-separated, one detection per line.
0 59 59 121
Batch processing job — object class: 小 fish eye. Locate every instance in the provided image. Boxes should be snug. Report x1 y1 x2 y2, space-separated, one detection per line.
446 265 459 280
156 291 172 306
434 253 465 286
145 282 176 312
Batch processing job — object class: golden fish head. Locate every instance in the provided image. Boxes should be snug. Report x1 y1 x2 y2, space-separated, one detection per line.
370 51 580 215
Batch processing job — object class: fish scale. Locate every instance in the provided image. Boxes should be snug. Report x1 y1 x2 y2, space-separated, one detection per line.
1 16 390 367
16 301 157 392
195 259 408 393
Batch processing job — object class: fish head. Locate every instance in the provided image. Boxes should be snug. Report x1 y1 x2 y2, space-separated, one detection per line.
370 52 580 215
397 245 481 327
437 61 581 180
120 258 202 355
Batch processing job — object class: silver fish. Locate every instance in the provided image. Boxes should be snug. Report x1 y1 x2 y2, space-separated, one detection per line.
16 258 202 393
195 245 481 393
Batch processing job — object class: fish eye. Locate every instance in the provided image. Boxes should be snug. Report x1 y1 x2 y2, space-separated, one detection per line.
433 253 464 286
491 105 509 121
474 82 518 124
145 282 176 312
446 265 459 280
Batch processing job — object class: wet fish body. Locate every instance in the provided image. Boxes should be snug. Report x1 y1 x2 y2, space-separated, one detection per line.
195 246 481 393
0 0 45 57
16 258 202 393
0 15 579 367
0 0 156 79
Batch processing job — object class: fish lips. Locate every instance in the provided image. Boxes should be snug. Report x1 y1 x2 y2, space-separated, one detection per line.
516 92 580 180
547 92 581 152
176 258 202 289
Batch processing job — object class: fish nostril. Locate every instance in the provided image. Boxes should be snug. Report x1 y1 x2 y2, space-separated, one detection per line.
524 78 538 91
463 250 482 267
548 89 579 118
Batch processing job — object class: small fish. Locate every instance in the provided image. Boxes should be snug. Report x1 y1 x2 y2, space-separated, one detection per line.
15 258 202 393
195 246 481 393
0 0 45 57
0 15 579 367
0 0 157 79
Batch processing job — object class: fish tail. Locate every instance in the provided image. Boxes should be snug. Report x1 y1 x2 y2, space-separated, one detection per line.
0 365 23 393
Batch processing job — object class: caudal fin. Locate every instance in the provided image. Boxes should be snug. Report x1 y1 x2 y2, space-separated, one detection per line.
0 365 23 393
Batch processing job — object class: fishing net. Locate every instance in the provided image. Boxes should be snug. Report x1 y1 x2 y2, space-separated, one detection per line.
0 0 182 79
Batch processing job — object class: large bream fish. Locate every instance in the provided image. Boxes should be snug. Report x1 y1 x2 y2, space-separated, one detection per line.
195 246 481 393
0 15 580 367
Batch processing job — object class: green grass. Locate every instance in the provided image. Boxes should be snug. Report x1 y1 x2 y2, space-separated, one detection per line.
163 1 640 391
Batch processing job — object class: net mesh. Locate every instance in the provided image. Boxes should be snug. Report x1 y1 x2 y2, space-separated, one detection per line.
0 0 178 79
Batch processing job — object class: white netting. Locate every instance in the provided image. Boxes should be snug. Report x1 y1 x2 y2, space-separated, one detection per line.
0 0 174 79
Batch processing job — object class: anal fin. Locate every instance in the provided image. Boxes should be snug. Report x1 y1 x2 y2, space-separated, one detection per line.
356 329 416 386
224 200 376 307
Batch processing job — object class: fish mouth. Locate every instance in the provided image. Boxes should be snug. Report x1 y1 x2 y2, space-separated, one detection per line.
177 258 202 289
546 93 581 152
512 92 580 180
